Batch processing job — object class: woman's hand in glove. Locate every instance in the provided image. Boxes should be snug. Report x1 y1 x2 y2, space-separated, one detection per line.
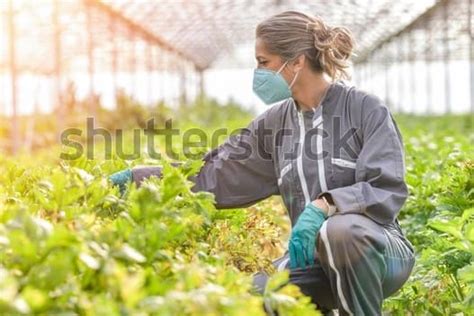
109 168 132 195
289 201 328 269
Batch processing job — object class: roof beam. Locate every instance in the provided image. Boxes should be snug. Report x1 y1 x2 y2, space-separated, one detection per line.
83 0 205 71
353 0 443 63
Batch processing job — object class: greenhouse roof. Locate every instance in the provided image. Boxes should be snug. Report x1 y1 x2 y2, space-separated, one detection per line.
98 0 439 69
2 0 471 74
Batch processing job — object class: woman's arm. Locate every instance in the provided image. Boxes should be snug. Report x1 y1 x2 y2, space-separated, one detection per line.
130 112 279 209
317 95 408 225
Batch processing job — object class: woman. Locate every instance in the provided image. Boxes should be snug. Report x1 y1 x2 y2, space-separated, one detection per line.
111 11 416 316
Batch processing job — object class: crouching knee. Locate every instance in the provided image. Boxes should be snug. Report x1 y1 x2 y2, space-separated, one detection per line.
317 213 384 262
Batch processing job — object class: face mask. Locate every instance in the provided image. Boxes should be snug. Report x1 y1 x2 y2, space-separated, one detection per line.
252 59 300 105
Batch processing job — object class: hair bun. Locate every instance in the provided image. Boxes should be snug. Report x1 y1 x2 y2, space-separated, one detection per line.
307 19 354 79
306 20 334 51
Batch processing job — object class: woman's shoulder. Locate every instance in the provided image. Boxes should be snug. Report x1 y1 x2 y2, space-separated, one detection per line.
337 81 390 120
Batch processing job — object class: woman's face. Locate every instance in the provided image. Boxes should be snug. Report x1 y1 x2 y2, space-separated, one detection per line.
255 37 292 82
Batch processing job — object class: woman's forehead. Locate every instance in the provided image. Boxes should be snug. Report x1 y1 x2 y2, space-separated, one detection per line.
255 38 268 54
255 38 278 59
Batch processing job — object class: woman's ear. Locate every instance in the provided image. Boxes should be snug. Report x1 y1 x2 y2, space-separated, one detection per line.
291 54 305 73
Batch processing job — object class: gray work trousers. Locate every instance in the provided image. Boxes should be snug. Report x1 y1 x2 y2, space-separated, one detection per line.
252 213 416 316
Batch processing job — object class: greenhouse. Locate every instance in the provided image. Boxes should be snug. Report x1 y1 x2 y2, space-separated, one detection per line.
0 0 473 315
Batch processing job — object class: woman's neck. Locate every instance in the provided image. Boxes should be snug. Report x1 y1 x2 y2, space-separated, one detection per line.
293 73 332 112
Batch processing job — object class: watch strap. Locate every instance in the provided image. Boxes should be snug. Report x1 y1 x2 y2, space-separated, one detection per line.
322 195 337 217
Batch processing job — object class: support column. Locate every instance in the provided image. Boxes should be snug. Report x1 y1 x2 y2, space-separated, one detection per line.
397 35 404 114
86 3 96 116
469 0 474 114
425 17 433 115
409 31 417 114
198 69 205 103
384 42 390 110
163 51 169 105
364 59 368 92
368 57 373 94
53 0 63 135
146 43 153 105
443 0 451 114
179 65 187 107
8 0 19 154
360 63 365 89
159 49 165 104
352 63 357 87
129 33 137 100
109 12 118 107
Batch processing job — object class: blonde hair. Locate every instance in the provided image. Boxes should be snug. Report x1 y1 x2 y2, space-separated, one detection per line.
256 11 356 81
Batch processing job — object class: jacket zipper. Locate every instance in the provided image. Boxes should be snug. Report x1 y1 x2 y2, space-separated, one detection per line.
297 111 311 205
316 113 328 192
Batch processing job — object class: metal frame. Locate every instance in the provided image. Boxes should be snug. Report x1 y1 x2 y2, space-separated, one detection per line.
1 0 473 153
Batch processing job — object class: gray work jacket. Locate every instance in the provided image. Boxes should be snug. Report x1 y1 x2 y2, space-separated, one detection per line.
132 80 408 229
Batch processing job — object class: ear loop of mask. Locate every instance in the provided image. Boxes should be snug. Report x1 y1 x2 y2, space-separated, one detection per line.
276 59 300 90
278 60 300 89
289 69 300 89
276 60 289 74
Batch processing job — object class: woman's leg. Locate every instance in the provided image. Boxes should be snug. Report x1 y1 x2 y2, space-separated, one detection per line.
316 213 415 316
380 225 416 299
252 212 415 316
251 250 337 315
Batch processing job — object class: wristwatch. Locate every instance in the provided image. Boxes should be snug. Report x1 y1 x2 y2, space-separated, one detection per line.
321 194 337 217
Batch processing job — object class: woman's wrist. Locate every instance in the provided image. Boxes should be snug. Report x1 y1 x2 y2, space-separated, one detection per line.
311 199 329 216
321 194 337 217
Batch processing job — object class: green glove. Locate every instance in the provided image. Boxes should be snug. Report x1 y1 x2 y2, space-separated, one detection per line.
289 202 327 269
109 168 132 195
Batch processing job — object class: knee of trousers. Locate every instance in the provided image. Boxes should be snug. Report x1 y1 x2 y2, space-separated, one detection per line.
317 213 386 264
